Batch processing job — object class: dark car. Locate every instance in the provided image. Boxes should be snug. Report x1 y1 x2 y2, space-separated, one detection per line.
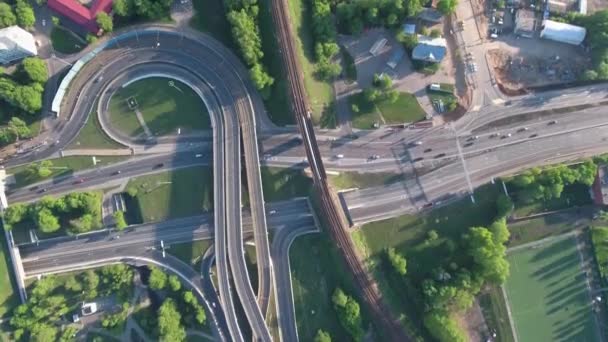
413 157 424 162
38 188 48 193
73 178 85 184
154 163 164 169
29 185 39 191
548 120 558 125
434 153 446 159
529 133 538 138
464 142 474 147
423 148 433 153
113 170 122 175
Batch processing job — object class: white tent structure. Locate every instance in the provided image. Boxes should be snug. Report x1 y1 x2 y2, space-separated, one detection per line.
0 26 37 64
540 20 586 45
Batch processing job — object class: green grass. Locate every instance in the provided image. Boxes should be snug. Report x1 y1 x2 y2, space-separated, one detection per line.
284 0 333 124
50 26 86 55
108 77 210 138
258 0 294 126
349 92 425 129
377 92 426 124
512 183 592 217
189 0 233 48
7 156 128 188
329 171 405 190
260 167 313 202
591 226 608 280
69 108 126 149
125 166 213 223
0 230 18 319
349 92 383 129
478 286 516 342
508 207 595 247
167 240 212 267
289 233 358 341
505 235 600 342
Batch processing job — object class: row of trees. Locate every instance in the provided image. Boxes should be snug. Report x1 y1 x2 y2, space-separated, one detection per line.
225 0 274 93
509 160 597 203
0 0 35 29
3 191 103 234
331 288 364 341
570 10 608 80
0 117 30 146
336 0 422 35
10 264 134 341
311 0 342 80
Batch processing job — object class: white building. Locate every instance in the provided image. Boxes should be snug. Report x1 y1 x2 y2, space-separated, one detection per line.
540 20 586 45
0 26 37 64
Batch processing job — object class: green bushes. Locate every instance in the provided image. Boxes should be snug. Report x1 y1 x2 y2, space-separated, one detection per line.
331 288 364 341
225 0 273 93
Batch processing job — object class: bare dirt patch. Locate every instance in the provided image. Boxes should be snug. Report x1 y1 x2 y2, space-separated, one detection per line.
487 46 590 91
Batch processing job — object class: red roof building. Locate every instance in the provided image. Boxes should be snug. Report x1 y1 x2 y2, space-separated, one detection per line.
47 0 113 34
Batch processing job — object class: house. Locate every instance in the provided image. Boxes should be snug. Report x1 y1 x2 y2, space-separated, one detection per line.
540 20 586 45
514 9 536 38
412 35 446 63
0 26 37 64
47 0 113 34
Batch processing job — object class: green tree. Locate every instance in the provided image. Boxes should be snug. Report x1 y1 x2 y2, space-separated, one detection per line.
14 0 35 28
100 264 133 295
20 57 48 84
113 210 128 230
495 194 513 218
386 247 407 276
8 117 31 139
51 16 59 25
331 288 364 341
64 275 83 292
102 302 129 328
27 160 54 178
466 226 510 284
437 0 458 15
35 208 60 233
83 270 100 299
113 0 132 17
0 3 17 28
423 311 467 342
149 266 168 290
3 203 27 229
427 229 439 242
58 326 79 342
314 329 332 342
168 275 181 292
373 73 392 90
158 299 186 342
30 323 58 342
96 12 113 32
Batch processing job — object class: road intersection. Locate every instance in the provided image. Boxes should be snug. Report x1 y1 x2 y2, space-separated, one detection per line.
4 15 608 342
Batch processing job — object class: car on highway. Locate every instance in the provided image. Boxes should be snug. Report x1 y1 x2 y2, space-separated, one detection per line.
529 133 538 138
334 154 344 159
369 155 380 160
464 142 474 147
490 133 500 138
413 157 424 162
113 170 122 175
29 185 39 191
411 141 423 146
424 148 433 153
517 127 529 132
467 135 479 141
269 210 277 215
548 120 558 125
73 178 85 184
154 163 164 169
38 188 48 193
434 153 446 158
195 154 203 158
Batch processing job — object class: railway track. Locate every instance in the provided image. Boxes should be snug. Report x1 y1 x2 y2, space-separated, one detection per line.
269 0 410 340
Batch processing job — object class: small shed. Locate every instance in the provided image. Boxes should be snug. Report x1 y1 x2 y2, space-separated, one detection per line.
540 20 586 45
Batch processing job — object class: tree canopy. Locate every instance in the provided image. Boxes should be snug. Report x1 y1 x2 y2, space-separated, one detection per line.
0 3 16 28
96 12 113 32
14 0 35 28
20 58 48 84
386 247 407 276
332 288 364 341
158 298 186 342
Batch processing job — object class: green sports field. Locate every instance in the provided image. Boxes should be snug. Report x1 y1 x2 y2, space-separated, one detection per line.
505 235 600 342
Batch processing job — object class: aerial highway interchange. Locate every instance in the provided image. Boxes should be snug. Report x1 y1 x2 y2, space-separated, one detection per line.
3 3 608 342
